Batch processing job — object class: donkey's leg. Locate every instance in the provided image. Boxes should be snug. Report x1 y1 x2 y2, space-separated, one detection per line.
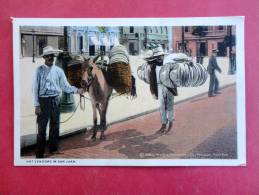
100 100 109 140
91 101 98 140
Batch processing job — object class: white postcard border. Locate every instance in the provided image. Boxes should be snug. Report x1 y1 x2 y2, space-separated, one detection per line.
13 17 246 166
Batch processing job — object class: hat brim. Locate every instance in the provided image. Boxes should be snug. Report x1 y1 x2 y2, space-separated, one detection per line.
153 51 166 57
41 50 63 57
144 56 154 60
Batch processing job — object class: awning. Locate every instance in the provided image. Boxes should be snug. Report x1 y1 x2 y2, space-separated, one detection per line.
89 36 99 45
100 37 110 47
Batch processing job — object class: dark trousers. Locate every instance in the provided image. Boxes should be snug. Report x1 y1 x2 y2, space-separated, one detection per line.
208 73 219 95
36 96 60 157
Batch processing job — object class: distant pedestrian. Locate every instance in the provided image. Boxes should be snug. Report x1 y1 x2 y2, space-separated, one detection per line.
32 46 85 158
148 46 177 133
207 49 222 97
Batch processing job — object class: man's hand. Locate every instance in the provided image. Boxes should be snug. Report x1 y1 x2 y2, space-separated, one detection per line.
35 106 41 115
77 88 85 95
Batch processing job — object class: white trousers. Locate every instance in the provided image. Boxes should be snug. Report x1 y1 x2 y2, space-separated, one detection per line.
158 84 175 124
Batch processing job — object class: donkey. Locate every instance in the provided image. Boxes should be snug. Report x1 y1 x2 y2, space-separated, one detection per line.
81 56 113 140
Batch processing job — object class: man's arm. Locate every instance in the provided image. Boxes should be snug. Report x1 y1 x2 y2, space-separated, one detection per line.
213 57 222 73
59 69 84 94
32 67 41 115
32 68 40 107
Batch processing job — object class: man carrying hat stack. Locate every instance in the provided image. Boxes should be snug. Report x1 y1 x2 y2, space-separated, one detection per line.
146 46 177 134
207 49 222 97
32 46 85 158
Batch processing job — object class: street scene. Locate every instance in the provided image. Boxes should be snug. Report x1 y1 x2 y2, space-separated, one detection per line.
17 24 237 161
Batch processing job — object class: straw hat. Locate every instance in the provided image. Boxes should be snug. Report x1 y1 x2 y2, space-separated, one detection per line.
41 46 63 57
143 50 154 60
152 46 166 57
212 49 219 53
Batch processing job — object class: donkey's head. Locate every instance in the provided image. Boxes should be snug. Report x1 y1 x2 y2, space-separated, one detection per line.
81 55 99 90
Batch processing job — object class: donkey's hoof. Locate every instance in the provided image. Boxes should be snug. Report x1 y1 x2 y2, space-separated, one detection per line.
91 133 97 141
100 133 106 140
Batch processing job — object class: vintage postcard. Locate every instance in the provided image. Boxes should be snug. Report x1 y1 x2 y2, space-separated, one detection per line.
13 17 245 166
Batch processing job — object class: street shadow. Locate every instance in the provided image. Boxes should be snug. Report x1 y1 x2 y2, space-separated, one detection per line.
21 128 175 159
183 126 237 159
103 129 175 159
59 130 104 151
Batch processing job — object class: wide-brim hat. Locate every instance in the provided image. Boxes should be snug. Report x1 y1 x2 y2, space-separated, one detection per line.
41 46 63 57
143 50 154 59
152 46 166 57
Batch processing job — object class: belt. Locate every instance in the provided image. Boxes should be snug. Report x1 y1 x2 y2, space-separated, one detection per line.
39 95 59 99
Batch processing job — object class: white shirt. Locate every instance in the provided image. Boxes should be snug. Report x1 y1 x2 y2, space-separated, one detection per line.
32 64 78 106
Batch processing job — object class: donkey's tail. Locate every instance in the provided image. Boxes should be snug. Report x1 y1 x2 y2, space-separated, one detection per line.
131 75 137 98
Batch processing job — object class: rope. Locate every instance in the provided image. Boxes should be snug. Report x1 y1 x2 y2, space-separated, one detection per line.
80 94 85 111
60 94 91 124
60 100 81 124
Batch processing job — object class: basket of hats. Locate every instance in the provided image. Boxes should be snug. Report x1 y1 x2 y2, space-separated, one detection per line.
106 45 133 94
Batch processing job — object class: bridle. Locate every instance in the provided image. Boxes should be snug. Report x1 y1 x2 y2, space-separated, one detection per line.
81 64 96 92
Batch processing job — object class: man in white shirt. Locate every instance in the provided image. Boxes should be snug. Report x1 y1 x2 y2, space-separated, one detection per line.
32 46 84 158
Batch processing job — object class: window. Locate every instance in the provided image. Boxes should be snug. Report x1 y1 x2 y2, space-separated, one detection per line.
198 42 208 56
78 36 84 53
203 26 208 31
177 42 181 51
89 45 95 56
165 27 168 34
218 26 224 30
160 27 163 34
129 42 135 55
120 27 123 35
155 27 158 33
37 36 47 56
58 36 64 50
100 45 106 54
130 26 134 33
184 27 189 32
217 42 227 56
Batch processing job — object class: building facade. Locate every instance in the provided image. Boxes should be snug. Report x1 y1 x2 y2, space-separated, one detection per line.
172 26 236 57
120 26 169 55
20 26 64 57
68 26 119 56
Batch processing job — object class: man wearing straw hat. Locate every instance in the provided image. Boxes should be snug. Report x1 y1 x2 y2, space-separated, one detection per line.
207 49 222 97
32 46 85 158
150 46 177 134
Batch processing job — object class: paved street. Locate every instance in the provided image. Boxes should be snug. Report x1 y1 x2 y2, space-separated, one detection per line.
22 84 236 159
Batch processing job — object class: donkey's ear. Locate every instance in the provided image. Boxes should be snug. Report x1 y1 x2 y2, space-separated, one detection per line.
86 58 94 67
93 54 100 63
